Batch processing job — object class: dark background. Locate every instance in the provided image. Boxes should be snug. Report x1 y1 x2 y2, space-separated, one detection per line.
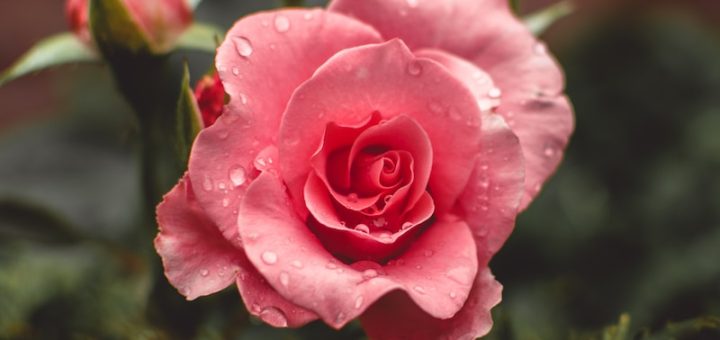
0 0 718 339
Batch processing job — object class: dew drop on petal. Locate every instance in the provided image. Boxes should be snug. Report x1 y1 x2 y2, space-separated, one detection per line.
363 269 378 279
407 60 423 76
401 222 413 230
424 250 434 257
488 87 502 99
534 42 547 55
274 15 290 33
202 176 213 191
229 166 247 187
232 36 253 57
259 307 288 327
449 291 457 299
413 285 426 294
354 295 364 309
261 251 278 265
200 269 209 277
406 0 419 8
544 145 556 157
373 217 387 228
222 198 230 207
354 224 370 233
279 271 290 287
347 193 358 203
291 260 303 269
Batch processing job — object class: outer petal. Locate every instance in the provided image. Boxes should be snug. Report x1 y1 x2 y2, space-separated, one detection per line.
123 0 192 52
154 175 243 300
329 0 574 210
279 39 484 216
237 172 478 329
236 263 318 328
360 268 502 340
155 176 318 326
188 9 382 246
458 112 525 263
66 0 91 44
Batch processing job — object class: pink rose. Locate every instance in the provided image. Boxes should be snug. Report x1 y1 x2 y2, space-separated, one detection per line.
155 1 573 339
65 0 192 52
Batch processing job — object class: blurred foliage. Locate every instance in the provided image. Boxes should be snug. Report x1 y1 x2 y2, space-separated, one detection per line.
0 0 719 339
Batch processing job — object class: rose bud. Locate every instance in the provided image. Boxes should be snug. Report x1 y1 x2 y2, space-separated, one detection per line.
194 73 226 128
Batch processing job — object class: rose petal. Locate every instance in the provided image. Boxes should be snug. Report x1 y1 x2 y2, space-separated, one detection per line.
237 172 478 328
154 175 243 300
360 267 502 340
458 112 525 262
236 263 318 328
188 9 382 247
329 0 574 210
155 175 318 325
280 39 483 216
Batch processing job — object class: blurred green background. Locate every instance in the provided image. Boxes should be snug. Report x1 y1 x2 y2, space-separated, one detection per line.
1 0 719 339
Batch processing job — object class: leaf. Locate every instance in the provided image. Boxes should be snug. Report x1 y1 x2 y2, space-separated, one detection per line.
0 33 97 86
0 199 81 245
176 22 224 53
645 316 720 339
523 0 574 36
175 63 203 164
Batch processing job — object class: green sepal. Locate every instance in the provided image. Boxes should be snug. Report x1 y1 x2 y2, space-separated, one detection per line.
523 0 574 36
0 33 97 86
89 0 155 56
176 23 225 53
175 63 203 165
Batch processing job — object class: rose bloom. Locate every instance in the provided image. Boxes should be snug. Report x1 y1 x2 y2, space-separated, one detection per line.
66 0 192 52
156 0 573 339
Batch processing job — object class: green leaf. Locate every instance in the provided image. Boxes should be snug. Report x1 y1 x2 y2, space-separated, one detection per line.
176 23 224 53
0 199 81 245
523 0 574 36
645 316 720 339
89 0 154 55
0 33 97 86
175 64 202 164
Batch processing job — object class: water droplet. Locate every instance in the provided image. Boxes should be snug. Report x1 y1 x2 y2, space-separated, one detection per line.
239 93 248 105
488 87 502 99
480 164 489 171
229 166 247 187
279 271 290 287
448 107 462 121
378 231 392 241
326 261 338 269
424 250 434 257
261 251 278 265
254 156 268 171
533 42 547 55
544 146 556 157
372 217 387 228
354 224 370 233
449 291 457 299
363 269 378 279
354 295 364 309
202 176 213 191
428 102 444 114
347 193 358 203
407 60 423 76
222 198 230 207
406 0 419 8
232 67 240 76
274 15 290 33
259 307 288 327
200 269 209 277
401 222 413 230
335 312 346 324
415 264 423 270
339 221 347 227
291 260 303 269
413 285 426 294
217 182 227 190
303 12 314 20
232 36 253 57
446 267 473 285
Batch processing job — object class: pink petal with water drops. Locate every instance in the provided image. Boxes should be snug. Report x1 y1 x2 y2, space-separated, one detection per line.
236 172 478 329
188 9 382 247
